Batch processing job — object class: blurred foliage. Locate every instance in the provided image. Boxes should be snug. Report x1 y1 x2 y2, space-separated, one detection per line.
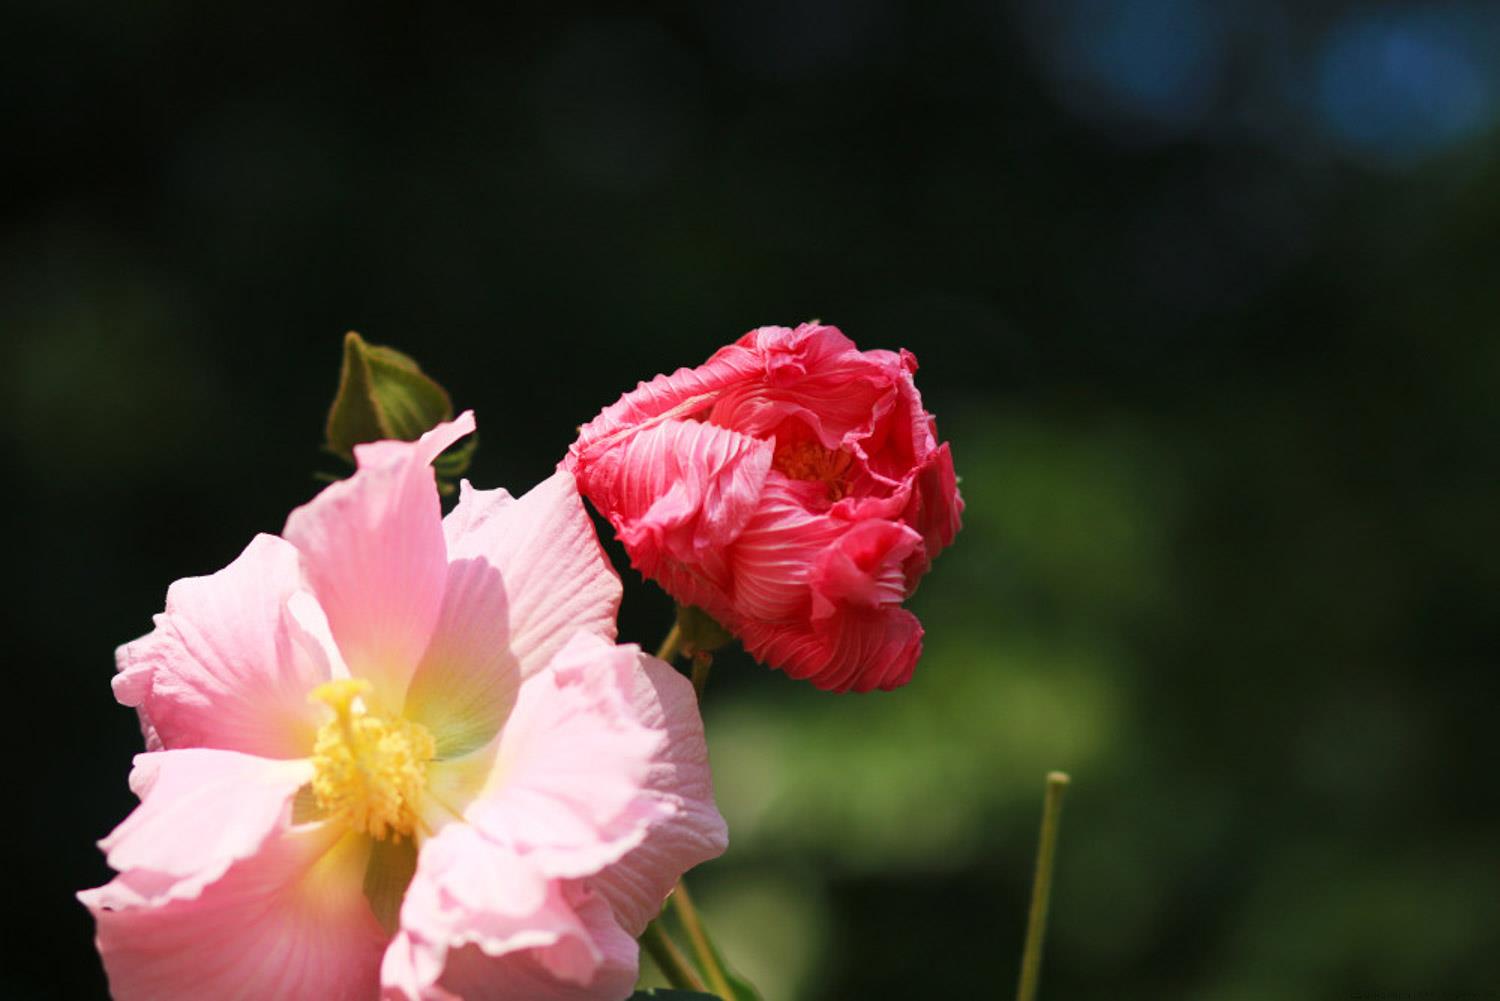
6 2 1498 999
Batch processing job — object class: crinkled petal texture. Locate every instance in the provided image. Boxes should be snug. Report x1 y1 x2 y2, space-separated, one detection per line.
80 753 388 1001
568 322 964 691
389 632 727 1000
586 653 728 936
404 470 623 758
85 827 388 1001
86 414 726 1000
111 533 340 757
283 413 476 709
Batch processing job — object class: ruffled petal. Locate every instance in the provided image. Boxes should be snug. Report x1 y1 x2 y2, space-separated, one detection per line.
808 519 924 620
283 413 475 708
382 826 629 1000
91 749 312 906
403 472 621 757
567 342 764 461
725 480 844 623
576 417 771 576
459 632 666 880
905 440 964 564
81 823 386 1001
586 652 727 936
112 534 336 758
430 886 638 1001
738 603 924 693
709 323 897 446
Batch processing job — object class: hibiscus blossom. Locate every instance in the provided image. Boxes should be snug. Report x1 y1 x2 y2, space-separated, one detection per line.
80 413 727 1000
567 323 963 692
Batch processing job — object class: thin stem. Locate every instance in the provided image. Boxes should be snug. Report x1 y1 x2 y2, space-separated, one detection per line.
655 622 683 663
655 620 734 996
671 882 735 999
1016 771 1070 1001
640 919 704 992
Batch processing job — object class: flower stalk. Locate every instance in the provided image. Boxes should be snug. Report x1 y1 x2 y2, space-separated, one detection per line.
645 619 737 997
655 623 683 664
669 881 735 999
640 920 704 992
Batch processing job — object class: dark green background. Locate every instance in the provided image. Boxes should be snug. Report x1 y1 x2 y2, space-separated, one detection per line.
6 2 1497 998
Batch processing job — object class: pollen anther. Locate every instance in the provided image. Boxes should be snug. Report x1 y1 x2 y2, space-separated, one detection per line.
308 679 435 842
772 438 855 500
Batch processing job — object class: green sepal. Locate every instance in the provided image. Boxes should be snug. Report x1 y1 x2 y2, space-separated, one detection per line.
323 331 474 491
431 433 479 496
674 605 735 657
363 836 419 934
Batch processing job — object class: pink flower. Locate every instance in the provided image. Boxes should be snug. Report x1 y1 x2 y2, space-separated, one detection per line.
80 413 727 1001
566 323 963 692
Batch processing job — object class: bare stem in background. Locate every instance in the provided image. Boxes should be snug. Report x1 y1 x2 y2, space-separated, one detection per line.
1016 771 1071 1001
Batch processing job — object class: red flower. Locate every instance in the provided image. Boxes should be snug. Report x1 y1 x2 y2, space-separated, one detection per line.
566 323 962 692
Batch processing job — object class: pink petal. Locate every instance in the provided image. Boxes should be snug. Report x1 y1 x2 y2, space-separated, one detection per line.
808 519 925 620
113 533 336 758
568 343 764 460
709 323 897 447
403 472 622 757
464 471 622 675
283 413 475 708
462 632 667 880
726 479 844 623
82 823 387 1001
430 886 638 1001
396 825 561 959
739 602 924 693
383 826 631 1000
93 749 312 906
577 417 771 574
587 652 728 936
905 440 964 564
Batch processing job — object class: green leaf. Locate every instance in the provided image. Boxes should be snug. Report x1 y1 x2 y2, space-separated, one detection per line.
323 331 474 488
626 993 722 1000
674 604 735 657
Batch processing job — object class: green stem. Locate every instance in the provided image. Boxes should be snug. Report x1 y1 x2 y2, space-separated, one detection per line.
1016 771 1070 1001
641 920 704 992
670 882 735 999
651 620 736 996
655 622 683 663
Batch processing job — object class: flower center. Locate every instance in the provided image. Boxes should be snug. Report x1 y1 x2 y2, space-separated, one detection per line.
308 679 435 842
772 438 854 499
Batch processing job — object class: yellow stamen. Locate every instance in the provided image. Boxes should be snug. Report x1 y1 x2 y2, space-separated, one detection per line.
308 679 435 842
